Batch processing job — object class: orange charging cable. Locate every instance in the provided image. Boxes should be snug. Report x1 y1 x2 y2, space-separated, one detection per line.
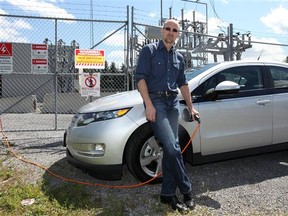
0 116 200 189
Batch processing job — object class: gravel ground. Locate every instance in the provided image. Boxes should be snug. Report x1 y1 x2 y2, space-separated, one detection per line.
1 130 288 215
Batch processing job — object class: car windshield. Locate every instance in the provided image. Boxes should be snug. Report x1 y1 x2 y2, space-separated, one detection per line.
185 63 220 80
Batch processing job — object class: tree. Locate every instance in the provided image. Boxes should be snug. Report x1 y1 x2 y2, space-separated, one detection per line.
104 60 109 72
120 63 127 72
109 62 117 72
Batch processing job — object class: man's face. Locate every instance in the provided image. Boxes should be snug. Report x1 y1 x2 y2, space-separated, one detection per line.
161 22 180 45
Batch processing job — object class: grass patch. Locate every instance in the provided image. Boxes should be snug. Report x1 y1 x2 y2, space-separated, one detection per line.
0 157 220 216
0 158 208 216
0 160 100 216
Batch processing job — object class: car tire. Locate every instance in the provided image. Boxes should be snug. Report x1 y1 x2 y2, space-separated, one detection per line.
125 123 163 184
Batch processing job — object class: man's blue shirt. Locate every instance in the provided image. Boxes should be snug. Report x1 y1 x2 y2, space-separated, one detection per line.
135 40 187 93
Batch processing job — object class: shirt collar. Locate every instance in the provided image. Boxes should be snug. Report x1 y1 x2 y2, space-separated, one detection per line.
158 40 176 52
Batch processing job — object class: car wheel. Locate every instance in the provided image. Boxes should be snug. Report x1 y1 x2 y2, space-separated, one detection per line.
125 123 163 183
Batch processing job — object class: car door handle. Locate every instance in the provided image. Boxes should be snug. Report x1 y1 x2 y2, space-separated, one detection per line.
256 100 270 106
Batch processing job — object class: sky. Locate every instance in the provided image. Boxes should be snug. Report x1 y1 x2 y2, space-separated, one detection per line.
1 0 288 63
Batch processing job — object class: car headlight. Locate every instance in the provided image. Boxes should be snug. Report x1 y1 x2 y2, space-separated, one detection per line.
75 108 131 127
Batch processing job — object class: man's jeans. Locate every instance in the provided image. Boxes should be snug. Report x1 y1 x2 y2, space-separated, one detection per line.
149 95 192 196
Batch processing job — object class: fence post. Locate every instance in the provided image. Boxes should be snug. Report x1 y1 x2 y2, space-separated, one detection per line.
54 18 58 130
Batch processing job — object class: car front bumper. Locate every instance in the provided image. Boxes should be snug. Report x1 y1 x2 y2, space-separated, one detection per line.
66 148 123 180
63 115 140 180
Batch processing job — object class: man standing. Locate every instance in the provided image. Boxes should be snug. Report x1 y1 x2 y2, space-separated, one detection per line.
135 19 199 212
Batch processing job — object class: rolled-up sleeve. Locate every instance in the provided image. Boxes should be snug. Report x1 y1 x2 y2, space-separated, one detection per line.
135 45 152 83
177 72 188 88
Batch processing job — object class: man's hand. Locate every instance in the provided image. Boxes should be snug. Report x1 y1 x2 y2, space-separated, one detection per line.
190 107 200 122
145 104 156 122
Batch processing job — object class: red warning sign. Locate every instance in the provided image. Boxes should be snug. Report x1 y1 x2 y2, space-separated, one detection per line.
0 43 13 73
85 76 97 88
0 43 12 56
32 59 47 64
80 72 101 97
31 43 48 73
32 44 47 50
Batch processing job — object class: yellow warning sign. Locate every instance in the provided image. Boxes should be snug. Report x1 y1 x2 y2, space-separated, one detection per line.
75 49 105 69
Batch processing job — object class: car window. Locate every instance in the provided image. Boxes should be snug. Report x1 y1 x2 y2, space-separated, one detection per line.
269 66 288 88
185 63 220 80
193 65 264 97
221 66 264 91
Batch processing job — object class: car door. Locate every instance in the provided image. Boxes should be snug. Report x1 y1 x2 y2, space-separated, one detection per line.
267 65 288 144
193 65 273 155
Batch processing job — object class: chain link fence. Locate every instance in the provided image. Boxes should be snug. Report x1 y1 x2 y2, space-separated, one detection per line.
1 6 287 132
0 11 129 131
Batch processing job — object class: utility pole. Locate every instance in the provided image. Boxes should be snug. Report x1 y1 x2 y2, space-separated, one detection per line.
90 0 94 48
160 0 163 25
181 0 208 33
228 23 234 61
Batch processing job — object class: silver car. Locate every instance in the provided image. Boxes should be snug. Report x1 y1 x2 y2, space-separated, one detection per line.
64 60 288 182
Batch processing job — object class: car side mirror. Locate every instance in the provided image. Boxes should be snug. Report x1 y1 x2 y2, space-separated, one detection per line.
204 81 240 100
215 81 240 93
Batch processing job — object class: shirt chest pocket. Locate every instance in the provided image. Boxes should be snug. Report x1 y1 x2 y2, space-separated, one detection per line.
152 58 166 75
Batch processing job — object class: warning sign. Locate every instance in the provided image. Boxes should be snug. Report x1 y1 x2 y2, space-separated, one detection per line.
85 76 97 88
75 49 105 69
31 44 48 73
32 44 48 58
0 43 13 73
32 59 48 73
0 43 12 56
79 73 101 97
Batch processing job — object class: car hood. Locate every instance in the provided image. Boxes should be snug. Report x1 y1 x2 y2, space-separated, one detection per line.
78 90 143 113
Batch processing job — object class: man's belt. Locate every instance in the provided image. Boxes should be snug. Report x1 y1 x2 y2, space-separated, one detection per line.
149 91 178 97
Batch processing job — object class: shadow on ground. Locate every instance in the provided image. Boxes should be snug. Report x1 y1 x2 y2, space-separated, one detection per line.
41 150 288 212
